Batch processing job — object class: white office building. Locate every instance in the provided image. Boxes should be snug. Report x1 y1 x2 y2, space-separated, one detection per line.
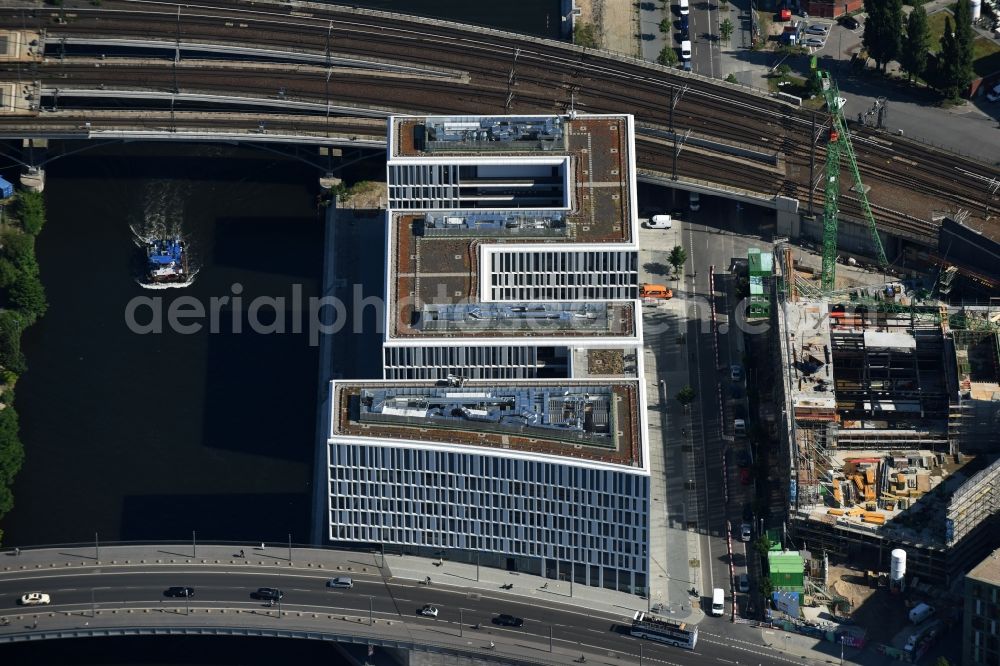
326 113 652 594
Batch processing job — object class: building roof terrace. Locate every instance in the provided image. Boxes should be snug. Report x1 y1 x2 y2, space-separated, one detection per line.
330 379 644 469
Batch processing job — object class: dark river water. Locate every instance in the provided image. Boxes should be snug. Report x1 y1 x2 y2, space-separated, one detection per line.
5 144 326 546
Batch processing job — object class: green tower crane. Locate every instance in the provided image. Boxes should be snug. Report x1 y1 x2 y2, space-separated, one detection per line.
812 60 889 292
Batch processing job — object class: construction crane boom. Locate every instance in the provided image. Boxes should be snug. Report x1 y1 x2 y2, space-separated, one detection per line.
814 62 889 292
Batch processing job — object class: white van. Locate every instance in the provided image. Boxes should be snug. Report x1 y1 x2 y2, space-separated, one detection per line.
681 40 692 60
679 0 690 15
689 191 701 211
647 214 672 229
711 588 725 616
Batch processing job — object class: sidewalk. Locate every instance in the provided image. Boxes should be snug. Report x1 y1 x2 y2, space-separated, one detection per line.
638 219 708 626
384 553 656 622
717 0 775 90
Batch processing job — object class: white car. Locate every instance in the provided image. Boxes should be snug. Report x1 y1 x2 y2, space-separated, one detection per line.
805 24 830 35
20 592 50 606
804 37 825 48
418 604 439 617
680 40 692 60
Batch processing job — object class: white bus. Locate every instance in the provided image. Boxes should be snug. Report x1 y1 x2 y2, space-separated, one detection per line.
630 611 698 649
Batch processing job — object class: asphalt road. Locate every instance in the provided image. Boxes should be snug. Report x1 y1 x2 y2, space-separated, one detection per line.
0 560 808 664
689 1 720 78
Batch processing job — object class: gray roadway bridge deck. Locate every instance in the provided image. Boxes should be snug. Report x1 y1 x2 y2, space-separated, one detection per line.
0 544 811 665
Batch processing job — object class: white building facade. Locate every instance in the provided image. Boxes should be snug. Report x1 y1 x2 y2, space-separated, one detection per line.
329 438 649 592
327 114 651 595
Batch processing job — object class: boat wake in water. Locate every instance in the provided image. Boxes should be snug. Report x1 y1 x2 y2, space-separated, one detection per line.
130 182 199 289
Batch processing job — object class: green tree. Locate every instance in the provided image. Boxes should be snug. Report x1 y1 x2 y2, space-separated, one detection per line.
10 273 47 319
759 575 773 600
668 245 688 274
953 0 975 93
573 22 599 48
934 657 952 666
725 73 739 83
754 533 774 557
719 18 734 44
938 17 964 99
675 385 696 406
14 191 45 236
900 2 930 82
1 231 38 277
0 258 19 289
863 0 903 72
0 483 12 518
0 311 25 375
0 407 22 483
659 17 672 33
658 45 678 66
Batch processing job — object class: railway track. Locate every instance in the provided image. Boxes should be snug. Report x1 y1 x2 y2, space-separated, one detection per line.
0 0 996 249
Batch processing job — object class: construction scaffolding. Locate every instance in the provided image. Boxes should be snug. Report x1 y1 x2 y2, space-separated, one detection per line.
776 277 1000 583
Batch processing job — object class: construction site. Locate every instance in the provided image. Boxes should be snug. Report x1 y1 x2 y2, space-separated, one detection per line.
773 247 1000 586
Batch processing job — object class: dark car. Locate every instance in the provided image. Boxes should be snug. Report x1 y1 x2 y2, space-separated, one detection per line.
839 15 860 29
742 502 754 522
740 468 752 485
493 614 524 627
164 586 194 598
737 450 751 468
252 587 284 601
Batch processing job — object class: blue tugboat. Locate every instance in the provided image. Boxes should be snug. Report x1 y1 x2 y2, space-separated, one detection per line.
140 238 195 289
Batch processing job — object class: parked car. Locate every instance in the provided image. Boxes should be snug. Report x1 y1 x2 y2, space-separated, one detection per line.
737 450 751 468
418 604 439 617
730 364 743 382
252 587 284 601
806 24 830 35
742 502 754 522
738 573 750 593
689 191 701 211
327 576 354 589
740 467 752 485
646 214 672 229
681 40 692 60
20 592 50 606
986 83 1000 103
839 15 860 30
493 614 524 627
734 418 747 437
740 522 753 542
164 586 194 598
804 37 825 47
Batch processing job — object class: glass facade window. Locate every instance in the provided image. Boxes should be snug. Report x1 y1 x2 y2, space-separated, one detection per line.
328 443 649 593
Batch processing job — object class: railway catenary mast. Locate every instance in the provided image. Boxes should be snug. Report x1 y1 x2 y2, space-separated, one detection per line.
813 58 889 292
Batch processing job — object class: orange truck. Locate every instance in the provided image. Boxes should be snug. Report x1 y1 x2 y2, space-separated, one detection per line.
640 283 673 299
